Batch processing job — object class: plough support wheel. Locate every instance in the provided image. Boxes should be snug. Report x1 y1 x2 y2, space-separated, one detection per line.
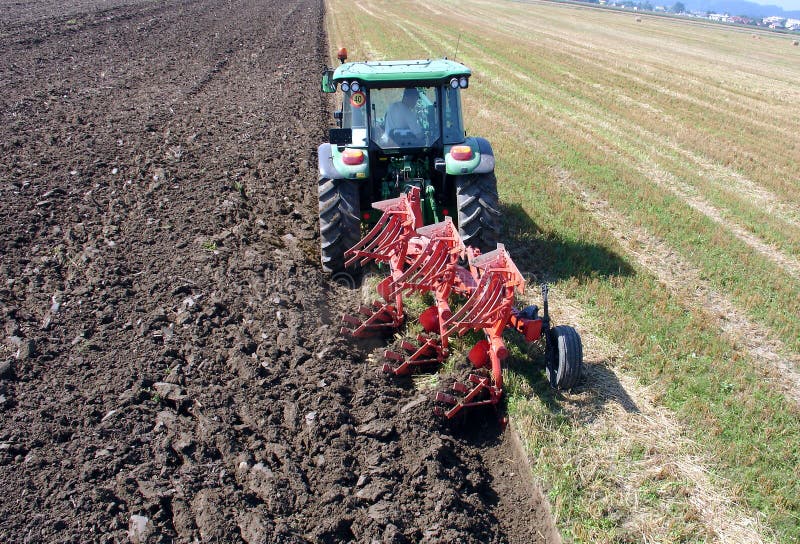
546 325 583 390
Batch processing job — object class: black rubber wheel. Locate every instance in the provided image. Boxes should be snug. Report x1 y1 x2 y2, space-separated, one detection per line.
546 325 583 390
455 172 501 253
319 177 360 273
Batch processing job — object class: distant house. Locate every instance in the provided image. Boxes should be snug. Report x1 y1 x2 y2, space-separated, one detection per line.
786 18 800 30
730 16 754 25
708 13 731 22
763 16 786 28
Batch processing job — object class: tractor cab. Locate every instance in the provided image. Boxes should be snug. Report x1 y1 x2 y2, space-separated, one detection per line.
318 51 499 274
334 80 466 152
323 55 469 151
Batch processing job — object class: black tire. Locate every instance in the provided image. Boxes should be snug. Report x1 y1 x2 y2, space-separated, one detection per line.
455 172 501 253
319 177 360 273
546 325 583 390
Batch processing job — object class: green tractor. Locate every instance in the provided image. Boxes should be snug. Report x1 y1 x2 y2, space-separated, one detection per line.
318 49 500 273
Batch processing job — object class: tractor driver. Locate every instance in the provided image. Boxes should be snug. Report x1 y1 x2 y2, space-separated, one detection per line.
383 88 425 143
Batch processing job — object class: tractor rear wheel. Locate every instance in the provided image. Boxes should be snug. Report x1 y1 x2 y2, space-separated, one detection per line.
319 177 360 273
455 172 501 253
546 325 583 390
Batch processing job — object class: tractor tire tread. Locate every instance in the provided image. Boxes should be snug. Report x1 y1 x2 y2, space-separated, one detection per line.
456 172 501 252
319 177 360 273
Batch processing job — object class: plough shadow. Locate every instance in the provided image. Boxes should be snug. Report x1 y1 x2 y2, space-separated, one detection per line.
504 336 640 422
498 202 639 418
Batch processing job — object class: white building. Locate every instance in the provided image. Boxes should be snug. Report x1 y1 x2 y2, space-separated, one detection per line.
763 16 786 27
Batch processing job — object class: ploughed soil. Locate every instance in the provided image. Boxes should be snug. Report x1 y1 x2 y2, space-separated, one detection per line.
0 1 557 542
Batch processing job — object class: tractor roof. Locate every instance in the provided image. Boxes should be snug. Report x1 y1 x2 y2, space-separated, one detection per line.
332 59 470 85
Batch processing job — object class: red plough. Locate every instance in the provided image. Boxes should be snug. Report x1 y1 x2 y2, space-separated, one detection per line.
341 189 584 419
339 188 422 337
382 218 467 376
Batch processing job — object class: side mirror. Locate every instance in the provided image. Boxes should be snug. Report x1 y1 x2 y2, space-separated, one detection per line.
321 69 336 93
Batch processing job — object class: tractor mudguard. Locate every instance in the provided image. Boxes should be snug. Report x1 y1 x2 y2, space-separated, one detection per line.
318 143 344 179
473 137 495 174
318 143 370 180
444 137 495 175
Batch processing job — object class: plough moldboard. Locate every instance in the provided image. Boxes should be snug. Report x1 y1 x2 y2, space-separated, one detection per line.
340 187 583 419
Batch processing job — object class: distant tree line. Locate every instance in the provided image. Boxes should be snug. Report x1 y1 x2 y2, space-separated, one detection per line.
584 0 684 12
573 0 765 21
570 0 796 25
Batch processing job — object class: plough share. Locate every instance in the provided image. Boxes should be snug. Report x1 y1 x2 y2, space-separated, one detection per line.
340 187 583 419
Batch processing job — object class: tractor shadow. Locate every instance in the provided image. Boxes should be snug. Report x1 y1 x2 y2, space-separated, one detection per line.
499 202 634 283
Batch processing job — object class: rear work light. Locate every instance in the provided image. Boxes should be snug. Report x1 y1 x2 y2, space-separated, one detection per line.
450 145 473 161
449 77 459 89
340 81 350 92
459 76 468 88
342 148 365 165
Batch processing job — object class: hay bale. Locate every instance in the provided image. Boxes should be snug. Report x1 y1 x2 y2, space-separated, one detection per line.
635 16 642 22
793 40 799 46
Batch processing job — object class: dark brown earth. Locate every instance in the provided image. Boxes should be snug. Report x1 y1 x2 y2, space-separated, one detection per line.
0 1 558 542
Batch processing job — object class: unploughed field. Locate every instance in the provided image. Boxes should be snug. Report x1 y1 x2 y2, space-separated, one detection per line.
0 1 558 542
326 0 800 542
